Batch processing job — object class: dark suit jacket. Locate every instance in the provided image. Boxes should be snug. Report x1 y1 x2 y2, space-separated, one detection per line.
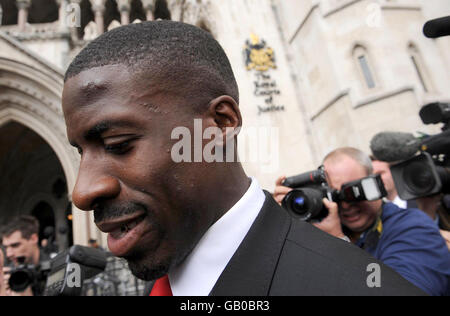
209 191 425 296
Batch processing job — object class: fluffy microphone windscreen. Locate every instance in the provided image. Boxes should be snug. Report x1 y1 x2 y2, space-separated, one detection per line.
370 132 418 162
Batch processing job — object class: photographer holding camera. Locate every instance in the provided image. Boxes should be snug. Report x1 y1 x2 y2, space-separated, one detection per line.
274 147 450 296
1 215 50 296
0 247 6 296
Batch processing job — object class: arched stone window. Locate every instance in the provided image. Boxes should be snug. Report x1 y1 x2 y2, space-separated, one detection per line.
77 0 95 40
0 0 18 25
28 0 58 23
31 201 55 243
104 0 120 31
353 45 377 90
154 0 170 20
408 42 432 93
130 0 146 22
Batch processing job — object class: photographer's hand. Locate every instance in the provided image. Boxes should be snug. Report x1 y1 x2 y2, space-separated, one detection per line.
1 267 33 296
440 230 450 250
273 176 293 205
2 267 10 294
313 198 346 240
0 268 6 297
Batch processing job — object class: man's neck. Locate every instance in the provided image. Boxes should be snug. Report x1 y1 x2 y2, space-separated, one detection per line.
31 247 40 265
349 204 383 244
387 190 399 202
206 164 251 224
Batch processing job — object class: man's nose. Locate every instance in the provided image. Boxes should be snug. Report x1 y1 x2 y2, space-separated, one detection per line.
6 248 14 260
339 201 352 211
72 163 121 211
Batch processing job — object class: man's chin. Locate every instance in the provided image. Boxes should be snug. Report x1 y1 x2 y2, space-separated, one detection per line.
126 257 170 281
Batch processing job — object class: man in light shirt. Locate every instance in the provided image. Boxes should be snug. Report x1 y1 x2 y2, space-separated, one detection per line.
371 158 409 208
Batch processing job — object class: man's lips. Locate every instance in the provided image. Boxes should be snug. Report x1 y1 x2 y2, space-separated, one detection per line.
95 211 150 257
95 211 146 234
341 209 361 223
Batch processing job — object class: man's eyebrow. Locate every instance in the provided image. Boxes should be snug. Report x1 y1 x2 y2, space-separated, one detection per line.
84 120 137 140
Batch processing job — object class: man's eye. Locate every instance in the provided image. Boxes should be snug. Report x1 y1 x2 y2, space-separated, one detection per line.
104 141 131 154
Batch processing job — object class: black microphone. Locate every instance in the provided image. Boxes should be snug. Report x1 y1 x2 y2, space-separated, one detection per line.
370 132 420 162
423 16 450 38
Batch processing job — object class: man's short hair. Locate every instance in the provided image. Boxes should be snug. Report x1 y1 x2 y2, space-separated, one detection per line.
323 147 373 175
1 215 39 240
64 20 239 108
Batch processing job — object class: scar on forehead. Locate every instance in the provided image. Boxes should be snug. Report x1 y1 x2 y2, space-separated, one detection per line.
78 81 109 105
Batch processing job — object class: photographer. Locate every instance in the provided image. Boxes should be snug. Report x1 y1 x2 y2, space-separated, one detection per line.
371 158 450 250
0 247 6 296
274 147 450 296
371 158 416 209
1 215 49 296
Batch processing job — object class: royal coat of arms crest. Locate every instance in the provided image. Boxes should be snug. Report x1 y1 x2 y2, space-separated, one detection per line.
244 33 277 72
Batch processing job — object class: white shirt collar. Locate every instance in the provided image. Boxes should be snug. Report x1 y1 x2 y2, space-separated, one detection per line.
168 177 266 296
392 195 407 209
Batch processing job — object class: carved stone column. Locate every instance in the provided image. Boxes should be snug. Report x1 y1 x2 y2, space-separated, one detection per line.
141 0 156 21
166 0 183 22
68 0 82 41
16 0 31 31
90 0 106 35
118 0 131 25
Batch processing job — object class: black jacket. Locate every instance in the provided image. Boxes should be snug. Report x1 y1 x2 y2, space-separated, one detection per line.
210 192 425 296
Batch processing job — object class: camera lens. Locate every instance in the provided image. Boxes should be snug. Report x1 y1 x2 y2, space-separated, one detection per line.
9 269 33 292
292 196 308 215
403 161 436 195
282 188 326 221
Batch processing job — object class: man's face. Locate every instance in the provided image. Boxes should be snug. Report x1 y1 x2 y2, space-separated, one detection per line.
62 64 218 280
324 155 381 233
2 231 38 266
372 160 396 199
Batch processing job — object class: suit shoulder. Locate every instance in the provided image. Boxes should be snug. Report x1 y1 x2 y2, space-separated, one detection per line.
269 218 425 296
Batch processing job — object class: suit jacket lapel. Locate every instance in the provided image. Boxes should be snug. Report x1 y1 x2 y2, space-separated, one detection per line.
209 191 291 296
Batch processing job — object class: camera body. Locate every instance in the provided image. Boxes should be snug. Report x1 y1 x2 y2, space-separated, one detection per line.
390 102 450 200
8 245 106 296
8 260 51 294
281 169 387 222
43 245 107 296
281 169 336 222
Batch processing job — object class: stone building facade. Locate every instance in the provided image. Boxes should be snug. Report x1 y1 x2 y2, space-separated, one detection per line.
0 0 449 247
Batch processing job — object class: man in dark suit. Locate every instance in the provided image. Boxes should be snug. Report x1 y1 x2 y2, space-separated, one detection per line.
62 20 423 296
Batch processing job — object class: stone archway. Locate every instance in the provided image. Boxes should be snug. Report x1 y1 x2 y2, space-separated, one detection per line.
0 53 97 247
0 121 72 250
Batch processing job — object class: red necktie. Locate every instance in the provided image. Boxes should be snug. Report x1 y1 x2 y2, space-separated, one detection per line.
150 275 173 296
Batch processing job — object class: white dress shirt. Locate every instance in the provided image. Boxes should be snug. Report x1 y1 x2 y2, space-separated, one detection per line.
392 195 407 209
168 177 266 296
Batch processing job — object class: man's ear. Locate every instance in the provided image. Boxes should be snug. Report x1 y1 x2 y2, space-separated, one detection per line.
206 95 242 141
29 233 39 245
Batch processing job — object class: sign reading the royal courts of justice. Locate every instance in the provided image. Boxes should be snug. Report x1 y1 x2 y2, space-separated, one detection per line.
244 33 285 115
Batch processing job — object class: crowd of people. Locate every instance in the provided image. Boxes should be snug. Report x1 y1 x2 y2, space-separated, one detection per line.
274 147 450 296
1 20 449 296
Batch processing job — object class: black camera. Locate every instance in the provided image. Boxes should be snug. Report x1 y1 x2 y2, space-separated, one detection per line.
8 257 51 294
8 245 107 296
44 245 107 296
390 102 450 200
282 169 335 222
281 168 387 222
